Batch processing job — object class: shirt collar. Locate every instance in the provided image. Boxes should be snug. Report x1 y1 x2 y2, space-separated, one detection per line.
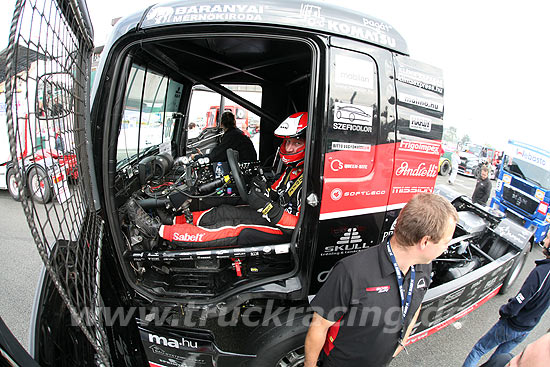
379 241 397 278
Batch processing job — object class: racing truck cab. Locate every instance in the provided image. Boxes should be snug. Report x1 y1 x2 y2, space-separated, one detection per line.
3 1 534 366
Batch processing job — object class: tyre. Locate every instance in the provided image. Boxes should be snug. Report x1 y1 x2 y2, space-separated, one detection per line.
6 168 22 201
439 160 451 176
499 248 529 294
248 314 309 367
473 165 481 179
27 166 53 204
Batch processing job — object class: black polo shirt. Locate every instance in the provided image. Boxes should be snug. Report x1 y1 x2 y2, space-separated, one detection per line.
310 242 431 367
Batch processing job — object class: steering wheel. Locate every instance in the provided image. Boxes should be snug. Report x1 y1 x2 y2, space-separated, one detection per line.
226 148 248 202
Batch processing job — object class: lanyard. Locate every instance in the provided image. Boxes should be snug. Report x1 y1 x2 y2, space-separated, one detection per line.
386 239 415 342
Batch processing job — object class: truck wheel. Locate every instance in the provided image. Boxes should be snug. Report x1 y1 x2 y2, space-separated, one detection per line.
247 314 310 367
439 160 451 176
499 249 529 294
6 168 22 201
27 166 53 204
248 326 307 367
473 166 481 179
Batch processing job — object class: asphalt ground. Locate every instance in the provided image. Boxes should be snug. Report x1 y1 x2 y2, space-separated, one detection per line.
0 173 549 366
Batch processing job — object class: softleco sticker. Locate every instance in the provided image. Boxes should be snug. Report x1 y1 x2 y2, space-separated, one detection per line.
502 174 512 184
535 189 545 201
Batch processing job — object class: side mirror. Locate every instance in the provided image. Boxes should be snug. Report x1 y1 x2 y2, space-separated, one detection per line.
36 72 74 120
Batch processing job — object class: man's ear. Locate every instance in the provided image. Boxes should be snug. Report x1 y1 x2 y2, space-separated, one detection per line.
419 236 431 249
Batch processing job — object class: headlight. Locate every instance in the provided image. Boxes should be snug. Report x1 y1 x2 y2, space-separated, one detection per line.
466 161 476 168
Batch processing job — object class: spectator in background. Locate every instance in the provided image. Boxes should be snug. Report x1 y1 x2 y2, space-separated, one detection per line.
449 149 460 185
195 111 256 162
462 235 550 367
472 165 492 205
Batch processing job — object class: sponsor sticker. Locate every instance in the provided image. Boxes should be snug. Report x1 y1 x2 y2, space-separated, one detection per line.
332 122 372 133
496 180 503 192
335 55 374 89
331 142 371 152
362 17 393 32
535 189 545 201
502 174 512 184
398 140 441 155
398 92 443 112
397 66 444 94
334 102 373 126
510 146 549 170
409 115 432 132
391 186 434 194
329 157 368 172
299 4 325 26
366 286 390 293
322 228 369 256
330 188 343 201
395 162 438 177
146 5 265 24
329 187 385 200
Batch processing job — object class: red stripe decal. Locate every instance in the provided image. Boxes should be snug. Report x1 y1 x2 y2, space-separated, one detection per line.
406 286 501 345
149 362 169 367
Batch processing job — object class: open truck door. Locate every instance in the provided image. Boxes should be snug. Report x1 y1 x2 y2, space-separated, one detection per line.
5 0 111 365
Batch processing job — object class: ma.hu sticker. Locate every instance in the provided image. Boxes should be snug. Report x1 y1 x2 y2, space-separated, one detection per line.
334 102 373 126
335 54 374 89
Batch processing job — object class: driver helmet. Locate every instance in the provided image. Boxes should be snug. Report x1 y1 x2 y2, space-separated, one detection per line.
274 112 308 165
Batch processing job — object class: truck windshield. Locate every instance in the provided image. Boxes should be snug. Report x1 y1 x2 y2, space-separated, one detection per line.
504 157 550 190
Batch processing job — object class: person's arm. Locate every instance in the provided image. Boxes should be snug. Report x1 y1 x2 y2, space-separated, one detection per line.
500 268 540 318
393 307 421 357
304 312 335 367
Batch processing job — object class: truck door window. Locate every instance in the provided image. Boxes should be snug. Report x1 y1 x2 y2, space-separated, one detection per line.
117 65 182 164
187 84 261 153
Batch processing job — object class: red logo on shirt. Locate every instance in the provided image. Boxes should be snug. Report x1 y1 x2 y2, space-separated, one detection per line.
366 286 390 293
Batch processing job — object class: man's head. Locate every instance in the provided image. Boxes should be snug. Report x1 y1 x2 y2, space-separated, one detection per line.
480 165 489 180
274 112 308 165
509 332 550 367
542 235 550 258
393 193 459 262
220 111 236 131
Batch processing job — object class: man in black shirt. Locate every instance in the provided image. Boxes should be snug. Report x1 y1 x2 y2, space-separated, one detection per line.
305 193 459 367
208 111 256 162
472 165 492 206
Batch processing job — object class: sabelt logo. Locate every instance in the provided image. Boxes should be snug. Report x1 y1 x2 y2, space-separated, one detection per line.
399 140 440 155
148 333 198 349
173 232 205 242
395 162 438 177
